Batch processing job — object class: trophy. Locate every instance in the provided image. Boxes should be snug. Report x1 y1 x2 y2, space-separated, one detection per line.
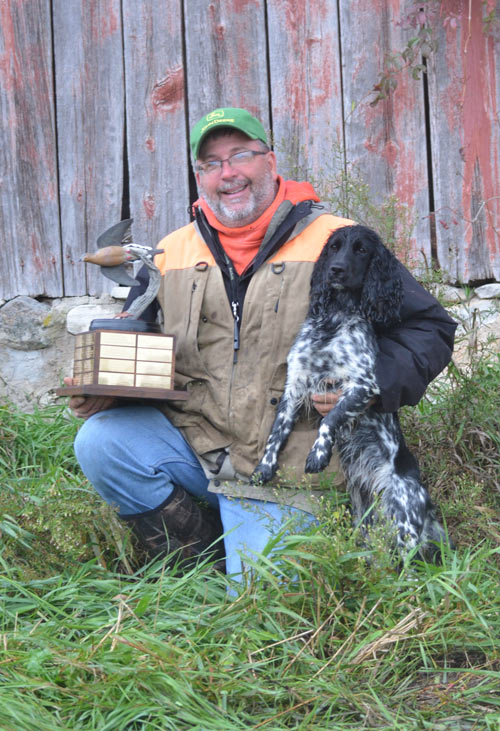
56 219 187 402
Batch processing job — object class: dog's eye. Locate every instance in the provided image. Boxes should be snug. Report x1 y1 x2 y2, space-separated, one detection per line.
354 242 367 254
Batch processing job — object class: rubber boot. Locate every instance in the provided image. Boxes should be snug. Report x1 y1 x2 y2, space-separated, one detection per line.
122 485 226 571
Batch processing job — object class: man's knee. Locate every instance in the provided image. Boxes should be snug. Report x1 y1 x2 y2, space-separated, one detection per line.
74 410 121 468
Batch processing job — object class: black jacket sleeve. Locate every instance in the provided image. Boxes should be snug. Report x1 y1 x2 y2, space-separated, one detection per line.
122 265 160 323
375 264 457 412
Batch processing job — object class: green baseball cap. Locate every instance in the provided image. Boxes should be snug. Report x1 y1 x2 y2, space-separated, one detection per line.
190 107 268 159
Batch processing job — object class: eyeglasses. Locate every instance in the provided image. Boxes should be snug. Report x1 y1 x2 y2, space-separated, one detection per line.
195 149 268 175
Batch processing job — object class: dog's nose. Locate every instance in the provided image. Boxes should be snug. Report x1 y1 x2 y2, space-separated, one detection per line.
329 265 344 276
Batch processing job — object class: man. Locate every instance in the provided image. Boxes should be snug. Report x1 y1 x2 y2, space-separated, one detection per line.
67 107 456 578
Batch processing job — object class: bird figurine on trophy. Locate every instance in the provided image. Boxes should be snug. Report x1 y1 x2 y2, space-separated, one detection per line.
56 219 187 402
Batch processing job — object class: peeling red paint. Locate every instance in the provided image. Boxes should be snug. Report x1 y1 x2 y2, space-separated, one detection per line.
143 194 156 219
151 65 184 115
231 0 260 10
70 178 84 203
2 0 498 294
90 0 120 43
445 0 500 276
208 4 226 42
429 0 500 278
0 3 22 92
349 0 430 262
31 233 43 273
279 0 337 124
382 140 398 168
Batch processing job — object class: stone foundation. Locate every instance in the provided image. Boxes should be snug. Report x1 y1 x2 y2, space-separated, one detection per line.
0 288 128 410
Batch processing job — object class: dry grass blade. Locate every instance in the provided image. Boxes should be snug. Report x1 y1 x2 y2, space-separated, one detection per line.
312 596 381 677
282 605 342 673
350 607 428 664
251 695 321 729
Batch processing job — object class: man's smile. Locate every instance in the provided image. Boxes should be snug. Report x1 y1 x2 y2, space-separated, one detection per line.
219 182 249 198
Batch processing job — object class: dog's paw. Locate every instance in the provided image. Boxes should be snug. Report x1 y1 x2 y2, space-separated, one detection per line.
304 446 332 474
251 463 276 484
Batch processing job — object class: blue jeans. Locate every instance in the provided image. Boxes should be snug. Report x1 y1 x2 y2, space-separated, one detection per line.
74 405 314 577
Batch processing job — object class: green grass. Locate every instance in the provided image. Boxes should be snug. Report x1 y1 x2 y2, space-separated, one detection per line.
401 352 500 554
0 537 499 728
0 403 133 576
0 353 499 729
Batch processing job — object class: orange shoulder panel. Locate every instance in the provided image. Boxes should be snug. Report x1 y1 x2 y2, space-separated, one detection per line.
155 223 216 274
155 214 353 274
269 214 354 264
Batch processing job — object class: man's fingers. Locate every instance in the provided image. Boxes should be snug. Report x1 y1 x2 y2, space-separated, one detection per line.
311 389 341 416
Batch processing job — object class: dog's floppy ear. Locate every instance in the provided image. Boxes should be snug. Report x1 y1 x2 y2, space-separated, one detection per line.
360 230 403 328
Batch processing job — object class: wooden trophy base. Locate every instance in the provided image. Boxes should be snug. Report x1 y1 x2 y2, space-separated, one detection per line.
56 324 188 402
56 384 188 400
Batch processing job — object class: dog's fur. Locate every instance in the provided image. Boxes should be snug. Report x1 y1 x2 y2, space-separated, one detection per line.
253 224 450 560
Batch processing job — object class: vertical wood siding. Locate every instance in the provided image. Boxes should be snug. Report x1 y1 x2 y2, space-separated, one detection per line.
340 0 431 267
0 0 61 297
53 0 124 295
123 0 189 248
1 0 499 299
267 0 344 183
428 0 500 281
183 0 270 132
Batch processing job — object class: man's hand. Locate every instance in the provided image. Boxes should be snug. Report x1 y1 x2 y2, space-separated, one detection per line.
63 377 116 419
311 388 342 417
312 387 377 417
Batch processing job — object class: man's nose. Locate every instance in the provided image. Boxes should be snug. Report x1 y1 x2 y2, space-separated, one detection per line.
220 158 237 176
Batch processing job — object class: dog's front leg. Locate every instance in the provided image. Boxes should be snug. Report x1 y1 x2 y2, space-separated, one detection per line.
252 391 302 484
305 386 375 473
304 414 337 473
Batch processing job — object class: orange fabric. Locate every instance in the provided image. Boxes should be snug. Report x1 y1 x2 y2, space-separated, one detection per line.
155 211 354 275
269 214 354 264
197 176 320 275
155 224 217 274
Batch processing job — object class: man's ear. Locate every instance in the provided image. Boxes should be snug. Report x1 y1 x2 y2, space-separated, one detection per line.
267 150 278 180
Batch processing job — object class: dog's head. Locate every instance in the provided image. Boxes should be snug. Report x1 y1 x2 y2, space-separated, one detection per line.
310 224 403 328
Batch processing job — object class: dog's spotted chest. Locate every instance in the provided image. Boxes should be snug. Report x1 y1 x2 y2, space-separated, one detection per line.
289 313 379 397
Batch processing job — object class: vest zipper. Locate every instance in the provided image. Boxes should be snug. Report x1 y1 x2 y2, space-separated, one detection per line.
231 300 240 362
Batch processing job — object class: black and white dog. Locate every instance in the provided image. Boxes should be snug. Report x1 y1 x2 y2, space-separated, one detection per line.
253 224 450 561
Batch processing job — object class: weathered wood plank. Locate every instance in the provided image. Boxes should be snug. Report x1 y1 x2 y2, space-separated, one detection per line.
183 0 270 143
0 0 61 299
267 0 344 189
340 0 431 269
53 0 124 295
427 0 500 282
122 1 189 248
2 0 499 297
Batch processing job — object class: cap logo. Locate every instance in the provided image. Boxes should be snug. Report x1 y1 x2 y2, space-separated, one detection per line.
191 107 267 158
206 110 225 121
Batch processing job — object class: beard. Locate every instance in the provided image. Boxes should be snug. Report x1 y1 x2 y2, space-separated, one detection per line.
198 169 278 227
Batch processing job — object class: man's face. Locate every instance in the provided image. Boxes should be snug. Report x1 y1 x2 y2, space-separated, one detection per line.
195 131 278 228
